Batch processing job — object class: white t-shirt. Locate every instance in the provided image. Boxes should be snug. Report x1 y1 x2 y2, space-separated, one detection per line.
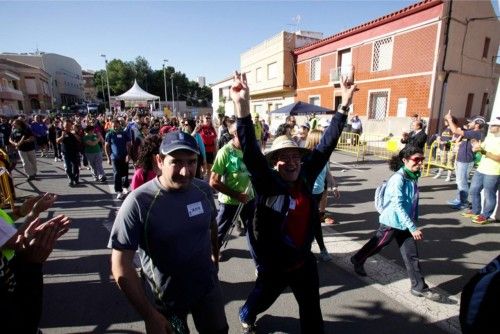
0 217 16 248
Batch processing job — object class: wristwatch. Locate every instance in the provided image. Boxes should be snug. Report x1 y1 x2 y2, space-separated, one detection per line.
340 105 350 112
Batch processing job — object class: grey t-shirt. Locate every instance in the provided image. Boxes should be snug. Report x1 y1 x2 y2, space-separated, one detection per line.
108 177 217 311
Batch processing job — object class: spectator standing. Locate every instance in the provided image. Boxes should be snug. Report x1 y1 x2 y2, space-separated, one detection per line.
462 117 500 224
233 72 357 334
109 131 228 334
0 116 12 149
261 119 270 150
350 114 363 146
445 112 485 210
253 113 263 149
9 119 37 181
401 120 427 150
0 193 71 334
105 119 131 199
433 118 456 182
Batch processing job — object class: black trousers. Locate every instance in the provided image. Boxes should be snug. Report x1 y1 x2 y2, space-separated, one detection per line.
352 223 428 292
240 253 324 333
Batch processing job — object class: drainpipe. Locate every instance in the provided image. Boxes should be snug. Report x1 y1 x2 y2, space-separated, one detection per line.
435 0 453 133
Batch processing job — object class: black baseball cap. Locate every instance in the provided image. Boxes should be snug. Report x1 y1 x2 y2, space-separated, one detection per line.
160 131 200 155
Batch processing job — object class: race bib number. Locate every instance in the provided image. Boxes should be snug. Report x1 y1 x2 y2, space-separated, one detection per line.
187 201 204 217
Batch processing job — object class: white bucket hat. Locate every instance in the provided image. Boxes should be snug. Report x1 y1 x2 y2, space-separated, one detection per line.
264 135 310 160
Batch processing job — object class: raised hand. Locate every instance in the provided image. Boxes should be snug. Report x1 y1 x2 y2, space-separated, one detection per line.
230 71 250 118
339 75 358 107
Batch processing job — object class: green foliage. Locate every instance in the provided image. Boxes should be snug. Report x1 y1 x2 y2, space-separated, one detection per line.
93 56 213 106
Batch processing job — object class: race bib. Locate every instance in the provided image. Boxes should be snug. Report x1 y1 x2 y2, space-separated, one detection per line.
187 201 204 217
289 199 296 210
117 134 122 138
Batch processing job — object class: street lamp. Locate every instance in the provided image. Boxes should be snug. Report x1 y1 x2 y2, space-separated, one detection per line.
171 72 175 116
100 54 112 112
163 59 168 111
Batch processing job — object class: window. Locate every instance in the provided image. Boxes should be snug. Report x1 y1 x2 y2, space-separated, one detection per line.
368 91 389 120
482 37 490 59
465 93 474 119
310 57 320 81
267 62 277 80
256 67 263 82
372 37 393 71
334 96 342 111
480 93 488 116
309 96 320 106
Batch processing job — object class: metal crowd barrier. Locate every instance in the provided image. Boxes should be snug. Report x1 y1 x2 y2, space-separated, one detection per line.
336 132 364 161
335 132 440 168
423 141 458 177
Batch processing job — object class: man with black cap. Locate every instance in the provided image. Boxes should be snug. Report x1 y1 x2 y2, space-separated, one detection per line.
109 131 228 334
445 111 485 210
232 71 357 334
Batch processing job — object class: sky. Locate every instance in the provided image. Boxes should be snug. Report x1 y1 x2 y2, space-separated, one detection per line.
1 0 498 84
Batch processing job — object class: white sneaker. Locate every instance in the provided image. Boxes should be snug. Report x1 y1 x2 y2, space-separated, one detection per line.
433 173 441 179
116 193 124 200
445 176 451 182
122 188 129 195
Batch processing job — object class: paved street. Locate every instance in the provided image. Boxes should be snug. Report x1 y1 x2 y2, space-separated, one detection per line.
11 151 499 334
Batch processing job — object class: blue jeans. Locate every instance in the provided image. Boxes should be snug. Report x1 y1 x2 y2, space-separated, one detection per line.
455 161 474 204
469 171 500 218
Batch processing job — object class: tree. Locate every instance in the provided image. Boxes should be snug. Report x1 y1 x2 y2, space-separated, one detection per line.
133 56 153 90
93 56 213 107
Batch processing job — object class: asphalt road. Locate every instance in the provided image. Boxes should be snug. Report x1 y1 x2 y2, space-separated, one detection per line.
10 150 499 334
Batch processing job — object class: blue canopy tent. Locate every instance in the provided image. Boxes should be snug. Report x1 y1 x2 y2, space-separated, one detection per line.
270 101 333 115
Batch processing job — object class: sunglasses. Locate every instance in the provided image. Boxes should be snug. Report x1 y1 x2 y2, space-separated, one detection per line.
409 157 425 163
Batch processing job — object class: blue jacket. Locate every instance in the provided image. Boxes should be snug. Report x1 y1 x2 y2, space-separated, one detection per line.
379 168 419 232
237 112 346 271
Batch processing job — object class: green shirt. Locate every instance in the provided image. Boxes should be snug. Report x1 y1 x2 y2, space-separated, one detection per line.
211 142 254 205
83 134 101 154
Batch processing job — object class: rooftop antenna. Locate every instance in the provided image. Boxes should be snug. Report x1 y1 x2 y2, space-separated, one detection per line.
292 14 301 32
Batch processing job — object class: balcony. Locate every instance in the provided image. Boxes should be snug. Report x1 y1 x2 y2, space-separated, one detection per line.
0 86 24 101
329 66 354 85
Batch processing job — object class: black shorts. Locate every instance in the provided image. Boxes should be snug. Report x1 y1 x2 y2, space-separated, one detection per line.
36 136 48 147
206 152 215 164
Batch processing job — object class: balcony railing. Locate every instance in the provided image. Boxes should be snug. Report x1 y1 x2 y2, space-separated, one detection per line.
329 66 354 83
0 86 24 100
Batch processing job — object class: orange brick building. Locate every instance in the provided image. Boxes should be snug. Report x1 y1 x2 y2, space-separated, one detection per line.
294 0 500 135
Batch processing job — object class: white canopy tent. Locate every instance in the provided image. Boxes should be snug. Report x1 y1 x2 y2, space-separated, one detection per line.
116 80 160 107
